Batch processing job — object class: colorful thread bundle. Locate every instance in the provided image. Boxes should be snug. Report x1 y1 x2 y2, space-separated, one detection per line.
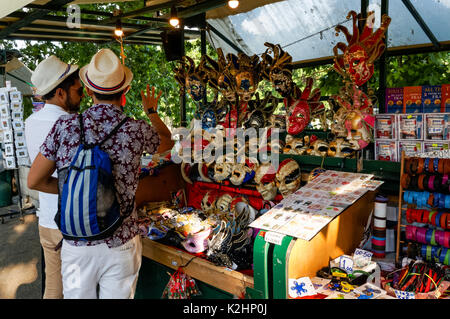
403 190 450 209
405 225 450 248
406 208 450 230
372 195 388 258
420 245 449 265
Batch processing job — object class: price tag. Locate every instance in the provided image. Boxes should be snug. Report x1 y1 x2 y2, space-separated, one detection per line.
264 231 285 245
353 248 373 267
339 255 354 273
394 289 415 299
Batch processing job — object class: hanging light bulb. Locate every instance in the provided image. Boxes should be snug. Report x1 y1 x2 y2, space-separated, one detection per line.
228 0 239 9
169 5 179 27
114 19 123 37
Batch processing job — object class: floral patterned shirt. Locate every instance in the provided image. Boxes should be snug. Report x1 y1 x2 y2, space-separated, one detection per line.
40 103 160 248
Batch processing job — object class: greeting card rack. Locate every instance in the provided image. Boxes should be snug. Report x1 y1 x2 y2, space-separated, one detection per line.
0 85 29 221
395 151 450 266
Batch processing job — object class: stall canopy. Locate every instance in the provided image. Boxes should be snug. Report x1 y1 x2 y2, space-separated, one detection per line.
0 0 448 66
207 0 450 66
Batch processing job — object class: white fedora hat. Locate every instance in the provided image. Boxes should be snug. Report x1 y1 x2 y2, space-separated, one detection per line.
31 55 79 96
79 48 133 95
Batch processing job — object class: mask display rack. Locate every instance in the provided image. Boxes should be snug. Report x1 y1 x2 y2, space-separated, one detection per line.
0 82 29 222
395 151 450 266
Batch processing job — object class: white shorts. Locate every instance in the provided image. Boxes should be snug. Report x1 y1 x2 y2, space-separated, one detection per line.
61 235 142 299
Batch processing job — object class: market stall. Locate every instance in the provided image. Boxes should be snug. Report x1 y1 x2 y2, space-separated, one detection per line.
1 0 449 300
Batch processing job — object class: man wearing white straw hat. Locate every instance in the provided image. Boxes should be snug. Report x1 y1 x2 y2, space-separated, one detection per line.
25 55 84 299
28 48 173 299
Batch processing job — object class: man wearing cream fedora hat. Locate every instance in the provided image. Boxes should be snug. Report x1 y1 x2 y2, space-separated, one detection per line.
25 55 84 299
28 48 173 299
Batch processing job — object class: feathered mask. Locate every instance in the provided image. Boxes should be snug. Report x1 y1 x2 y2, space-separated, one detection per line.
333 11 391 86
173 55 208 102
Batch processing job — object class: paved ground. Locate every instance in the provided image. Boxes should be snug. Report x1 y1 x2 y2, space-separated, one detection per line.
0 204 42 299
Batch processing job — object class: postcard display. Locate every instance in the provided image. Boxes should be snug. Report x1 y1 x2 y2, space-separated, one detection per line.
250 170 384 241
0 87 30 169
380 84 450 162
374 113 450 162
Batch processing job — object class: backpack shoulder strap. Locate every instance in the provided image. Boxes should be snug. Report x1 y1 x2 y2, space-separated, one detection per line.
78 113 86 145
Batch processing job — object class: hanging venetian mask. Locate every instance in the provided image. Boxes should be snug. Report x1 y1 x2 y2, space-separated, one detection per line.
330 105 349 138
174 56 207 102
345 110 373 150
201 109 217 130
254 163 278 201
203 49 238 104
327 138 355 158
332 84 375 150
286 77 323 136
307 139 329 157
261 43 294 98
275 159 302 198
333 11 391 86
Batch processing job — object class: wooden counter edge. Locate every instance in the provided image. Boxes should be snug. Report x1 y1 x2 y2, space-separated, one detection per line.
141 237 254 297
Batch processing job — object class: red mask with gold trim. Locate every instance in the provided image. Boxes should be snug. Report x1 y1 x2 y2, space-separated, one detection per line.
333 11 391 86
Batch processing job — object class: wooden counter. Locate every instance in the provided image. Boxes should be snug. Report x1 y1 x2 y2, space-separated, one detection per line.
141 238 254 297
284 191 376 297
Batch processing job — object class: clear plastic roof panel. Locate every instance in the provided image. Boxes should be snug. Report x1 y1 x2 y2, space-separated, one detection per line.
206 0 450 62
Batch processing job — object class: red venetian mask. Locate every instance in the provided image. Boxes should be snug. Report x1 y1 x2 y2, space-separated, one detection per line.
285 78 323 136
333 11 391 86
287 99 310 136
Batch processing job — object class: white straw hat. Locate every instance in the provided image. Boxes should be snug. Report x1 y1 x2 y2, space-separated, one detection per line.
31 55 79 96
79 48 133 95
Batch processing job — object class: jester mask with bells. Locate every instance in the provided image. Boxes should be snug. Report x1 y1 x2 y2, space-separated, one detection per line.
261 42 295 98
244 92 277 130
174 56 208 119
276 158 302 198
213 50 261 103
203 48 242 104
254 162 278 201
333 11 391 86
332 84 375 150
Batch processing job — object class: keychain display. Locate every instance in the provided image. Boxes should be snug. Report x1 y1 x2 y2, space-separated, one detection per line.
424 113 450 141
375 140 398 162
423 141 449 153
398 114 423 140
398 141 423 158
375 114 397 140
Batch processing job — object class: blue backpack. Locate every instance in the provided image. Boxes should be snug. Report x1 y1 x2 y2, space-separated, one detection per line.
55 114 129 241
